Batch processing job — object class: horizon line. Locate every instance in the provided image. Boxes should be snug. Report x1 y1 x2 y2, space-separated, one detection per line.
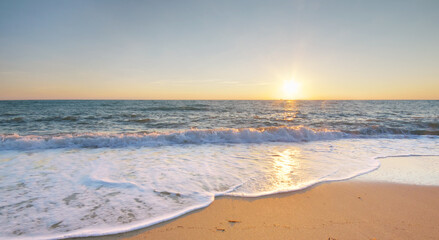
0 98 438 101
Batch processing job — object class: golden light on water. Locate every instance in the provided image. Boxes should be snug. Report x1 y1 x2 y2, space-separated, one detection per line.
282 79 300 100
271 148 301 190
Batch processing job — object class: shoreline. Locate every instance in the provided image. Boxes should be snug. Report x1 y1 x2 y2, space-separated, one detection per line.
66 156 439 240
69 181 439 240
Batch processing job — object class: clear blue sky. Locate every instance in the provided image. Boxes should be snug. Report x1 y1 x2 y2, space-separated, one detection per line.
1 0 438 99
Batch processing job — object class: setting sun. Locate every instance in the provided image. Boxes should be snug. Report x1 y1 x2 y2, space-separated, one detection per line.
282 80 300 100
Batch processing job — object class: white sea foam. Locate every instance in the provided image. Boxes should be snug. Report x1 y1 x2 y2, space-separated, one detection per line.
0 126 348 150
0 138 438 239
1 125 432 151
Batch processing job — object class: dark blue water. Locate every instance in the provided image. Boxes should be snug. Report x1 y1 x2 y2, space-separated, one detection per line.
1 100 438 136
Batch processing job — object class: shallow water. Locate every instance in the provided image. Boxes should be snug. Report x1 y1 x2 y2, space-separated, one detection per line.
355 155 439 185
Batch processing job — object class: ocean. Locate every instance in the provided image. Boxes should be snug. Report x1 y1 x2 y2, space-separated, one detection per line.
0 100 438 239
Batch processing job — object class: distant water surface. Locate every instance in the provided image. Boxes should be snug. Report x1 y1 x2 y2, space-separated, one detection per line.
1 100 438 137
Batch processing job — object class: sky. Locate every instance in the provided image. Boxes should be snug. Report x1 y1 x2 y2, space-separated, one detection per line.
0 0 438 100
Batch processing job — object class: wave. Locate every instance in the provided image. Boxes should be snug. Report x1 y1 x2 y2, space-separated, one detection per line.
0 126 347 150
141 106 209 111
35 116 79 122
349 126 439 136
1 125 437 151
1 113 19 117
4 117 25 123
127 118 152 123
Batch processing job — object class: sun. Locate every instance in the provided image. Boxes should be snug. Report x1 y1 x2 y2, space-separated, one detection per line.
282 80 300 100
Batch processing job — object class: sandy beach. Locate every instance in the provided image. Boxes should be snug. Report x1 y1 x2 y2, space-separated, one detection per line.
71 156 439 240
75 182 439 240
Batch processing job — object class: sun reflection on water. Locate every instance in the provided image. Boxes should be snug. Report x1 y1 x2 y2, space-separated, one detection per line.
280 100 299 122
271 148 301 190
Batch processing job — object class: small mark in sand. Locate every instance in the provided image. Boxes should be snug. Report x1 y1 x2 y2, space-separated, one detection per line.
228 220 241 226
328 238 337 240
216 227 226 232
177 225 184 228
358 196 362 200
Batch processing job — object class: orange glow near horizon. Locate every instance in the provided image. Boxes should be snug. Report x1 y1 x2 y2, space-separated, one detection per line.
1 73 439 100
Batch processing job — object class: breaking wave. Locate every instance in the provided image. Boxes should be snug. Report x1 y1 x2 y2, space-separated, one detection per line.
0 126 346 150
1 125 437 151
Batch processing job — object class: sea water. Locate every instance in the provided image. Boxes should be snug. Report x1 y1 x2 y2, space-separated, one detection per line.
0 100 438 239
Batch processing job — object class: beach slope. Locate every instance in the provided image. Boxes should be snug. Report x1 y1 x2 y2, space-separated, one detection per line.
78 181 439 240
